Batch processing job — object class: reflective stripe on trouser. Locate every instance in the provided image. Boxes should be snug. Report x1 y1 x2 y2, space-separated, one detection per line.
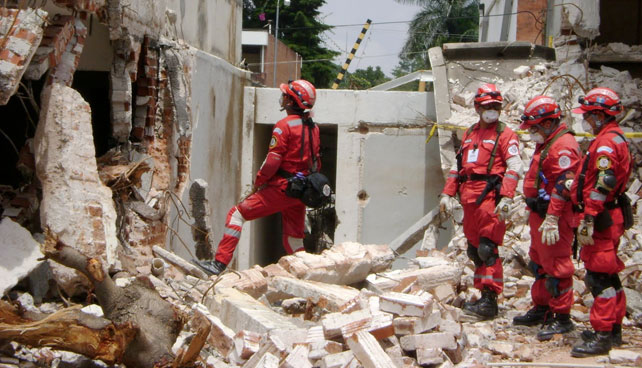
530 276 573 314
284 236 304 254
473 263 503 294
591 285 619 332
580 222 626 332
214 206 245 265
214 184 306 265
528 216 575 314
463 196 505 294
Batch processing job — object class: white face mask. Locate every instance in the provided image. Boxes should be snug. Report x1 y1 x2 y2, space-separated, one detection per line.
531 132 545 144
481 109 500 123
581 119 593 133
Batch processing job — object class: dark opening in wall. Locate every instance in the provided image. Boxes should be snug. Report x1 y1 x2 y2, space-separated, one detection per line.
71 71 113 157
0 76 45 188
254 123 339 267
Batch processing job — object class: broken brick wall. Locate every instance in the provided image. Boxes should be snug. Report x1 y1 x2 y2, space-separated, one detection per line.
0 0 247 296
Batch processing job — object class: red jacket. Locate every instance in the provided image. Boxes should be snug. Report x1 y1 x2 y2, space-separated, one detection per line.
442 121 521 204
255 114 321 188
570 122 632 219
523 123 581 217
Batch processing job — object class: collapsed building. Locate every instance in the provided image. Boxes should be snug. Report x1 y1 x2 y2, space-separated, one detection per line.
0 0 642 367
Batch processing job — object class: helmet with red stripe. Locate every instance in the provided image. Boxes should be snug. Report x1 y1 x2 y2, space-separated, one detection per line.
280 79 316 110
571 87 622 116
520 95 561 129
474 83 503 106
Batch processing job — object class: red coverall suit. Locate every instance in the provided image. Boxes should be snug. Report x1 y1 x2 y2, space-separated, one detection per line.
523 123 580 314
570 122 632 332
213 114 321 266
442 121 520 294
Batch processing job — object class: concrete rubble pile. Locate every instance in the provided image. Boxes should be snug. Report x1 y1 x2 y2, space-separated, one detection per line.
3 227 642 367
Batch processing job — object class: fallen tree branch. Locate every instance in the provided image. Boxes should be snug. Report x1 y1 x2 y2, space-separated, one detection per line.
41 231 187 367
0 303 136 365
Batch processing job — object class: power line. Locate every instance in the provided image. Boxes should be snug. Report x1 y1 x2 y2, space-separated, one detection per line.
276 10 541 33
247 48 437 67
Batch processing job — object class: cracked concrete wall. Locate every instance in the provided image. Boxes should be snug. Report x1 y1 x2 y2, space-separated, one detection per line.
166 0 242 64
168 50 249 263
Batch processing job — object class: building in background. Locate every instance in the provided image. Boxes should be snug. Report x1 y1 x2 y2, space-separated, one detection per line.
242 29 301 86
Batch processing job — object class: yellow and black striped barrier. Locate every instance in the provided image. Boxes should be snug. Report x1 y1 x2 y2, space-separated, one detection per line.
425 123 642 144
331 19 372 90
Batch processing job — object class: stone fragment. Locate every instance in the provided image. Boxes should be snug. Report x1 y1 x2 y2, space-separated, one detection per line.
609 349 642 365
35 83 118 296
379 291 433 317
416 348 444 366
0 218 44 295
279 344 311 368
399 332 457 351
346 330 397 368
270 276 360 312
319 351 355 368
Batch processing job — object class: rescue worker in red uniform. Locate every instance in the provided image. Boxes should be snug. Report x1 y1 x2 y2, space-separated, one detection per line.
512 96 580 340
194 79 320 275
440 83 523 319
569 87 632 357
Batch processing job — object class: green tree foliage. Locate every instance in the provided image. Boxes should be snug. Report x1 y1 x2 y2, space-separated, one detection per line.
393 0 479 75
244 0 339 88
339 66 390 90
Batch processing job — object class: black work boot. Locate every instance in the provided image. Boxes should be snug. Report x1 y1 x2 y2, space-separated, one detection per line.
536 313 574 341
571 331 612 357
582 324 623 346
463 288 498 320
513 305 550 326
193 259 227 276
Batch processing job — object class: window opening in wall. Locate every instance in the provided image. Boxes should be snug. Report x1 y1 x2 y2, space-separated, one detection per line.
0 77 45 189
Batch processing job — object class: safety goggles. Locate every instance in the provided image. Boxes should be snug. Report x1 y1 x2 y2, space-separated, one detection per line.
475 91 501 99
577 96 620 111
520 107 560 123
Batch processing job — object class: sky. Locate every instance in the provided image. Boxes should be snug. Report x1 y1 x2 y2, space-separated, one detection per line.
318 0 423 77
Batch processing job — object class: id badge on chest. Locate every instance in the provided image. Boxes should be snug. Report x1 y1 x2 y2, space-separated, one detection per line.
467 148 479 163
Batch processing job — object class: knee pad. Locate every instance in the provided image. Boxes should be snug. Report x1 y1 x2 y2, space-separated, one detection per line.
529 260 545 280
585 271 611 298
478 237 498 267
229 206 246 227
545 276 560 297
467 242 483 267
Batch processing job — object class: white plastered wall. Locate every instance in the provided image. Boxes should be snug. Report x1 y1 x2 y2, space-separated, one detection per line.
235 88 442 270
169 50 250 262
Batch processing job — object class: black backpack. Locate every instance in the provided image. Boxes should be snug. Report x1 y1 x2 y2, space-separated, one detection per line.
284 118 332 208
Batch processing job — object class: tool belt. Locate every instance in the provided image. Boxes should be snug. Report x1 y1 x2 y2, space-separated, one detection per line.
460 173 502 206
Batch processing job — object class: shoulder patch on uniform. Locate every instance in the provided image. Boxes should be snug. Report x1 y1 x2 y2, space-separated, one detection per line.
507 144 519 156
483 139 496 145
464 139 472 143
596 146 614 154
269 135 278 149
274 127 283 135
558 149 571 155
558 155 571 169
596 155 611 170
509 139 519 145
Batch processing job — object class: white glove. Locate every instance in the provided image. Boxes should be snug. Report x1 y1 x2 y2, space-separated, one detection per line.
538 214 560 246
439 194 457 220
494 197 513 221
577 217 595 246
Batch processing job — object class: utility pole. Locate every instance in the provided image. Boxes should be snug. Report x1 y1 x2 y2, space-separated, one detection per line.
272 0 280 87
331 19 371 89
